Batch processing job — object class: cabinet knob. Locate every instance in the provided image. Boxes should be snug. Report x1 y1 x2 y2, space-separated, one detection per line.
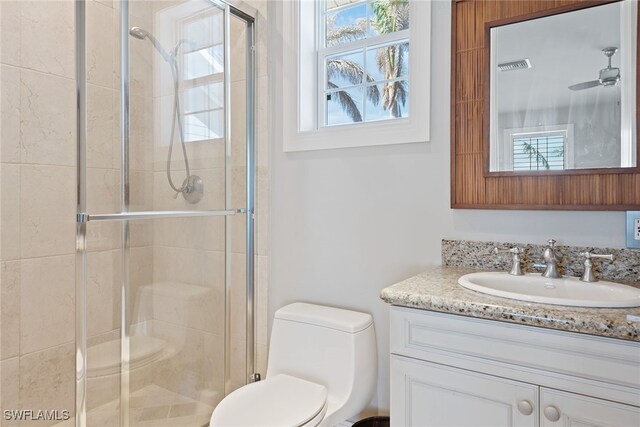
517 400 533 416
544 405 561 422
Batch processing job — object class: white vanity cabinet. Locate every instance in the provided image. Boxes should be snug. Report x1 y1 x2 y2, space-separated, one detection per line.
389 307 640 427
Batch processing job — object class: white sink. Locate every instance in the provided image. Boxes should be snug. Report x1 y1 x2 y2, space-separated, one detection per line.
458 272 640 308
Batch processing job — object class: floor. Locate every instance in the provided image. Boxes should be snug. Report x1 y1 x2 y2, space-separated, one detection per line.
55 384 216 427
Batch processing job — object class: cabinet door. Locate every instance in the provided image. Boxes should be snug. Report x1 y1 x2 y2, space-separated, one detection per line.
540 388 640 427
391 355 538 427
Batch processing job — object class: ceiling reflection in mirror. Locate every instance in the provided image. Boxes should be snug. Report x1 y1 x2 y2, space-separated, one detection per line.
489 1 637 173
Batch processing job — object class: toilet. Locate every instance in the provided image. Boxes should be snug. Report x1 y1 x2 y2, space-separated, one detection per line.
210 302 377 427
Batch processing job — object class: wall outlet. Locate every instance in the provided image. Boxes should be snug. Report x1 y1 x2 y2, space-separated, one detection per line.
626 211 640 249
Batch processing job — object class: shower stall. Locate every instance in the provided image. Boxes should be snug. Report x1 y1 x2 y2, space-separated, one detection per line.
74 0 256 425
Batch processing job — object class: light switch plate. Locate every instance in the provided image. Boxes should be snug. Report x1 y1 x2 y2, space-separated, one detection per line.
626 211 640 249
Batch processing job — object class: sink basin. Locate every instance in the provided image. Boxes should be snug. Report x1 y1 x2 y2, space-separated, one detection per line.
458 272 640 308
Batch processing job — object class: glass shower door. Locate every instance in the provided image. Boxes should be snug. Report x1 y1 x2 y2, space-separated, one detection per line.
75 0 254 426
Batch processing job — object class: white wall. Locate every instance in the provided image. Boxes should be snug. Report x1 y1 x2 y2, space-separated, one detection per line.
268 0 627 415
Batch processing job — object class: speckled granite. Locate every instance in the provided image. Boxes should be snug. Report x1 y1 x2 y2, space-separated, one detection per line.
380 266 640 341
442 240 640 283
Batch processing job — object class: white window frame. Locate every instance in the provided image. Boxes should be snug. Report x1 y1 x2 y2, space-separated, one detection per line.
278 0 431 152
179 11 226 143
154 0 230 147
501 124 574 171
318 1 410 127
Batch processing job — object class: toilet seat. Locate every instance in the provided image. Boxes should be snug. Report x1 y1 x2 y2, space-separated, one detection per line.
210 374 328 427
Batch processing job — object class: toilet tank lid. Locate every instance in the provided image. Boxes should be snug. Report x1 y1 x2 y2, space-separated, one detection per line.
275 303 373 333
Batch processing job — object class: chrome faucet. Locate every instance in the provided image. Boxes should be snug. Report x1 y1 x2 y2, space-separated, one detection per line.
536 239 564 279
579 251 614 282
493 247 524 276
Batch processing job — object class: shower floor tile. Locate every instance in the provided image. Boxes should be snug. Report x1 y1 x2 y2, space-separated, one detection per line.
54 384 215 427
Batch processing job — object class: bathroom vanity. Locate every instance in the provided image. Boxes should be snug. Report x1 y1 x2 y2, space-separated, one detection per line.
381 267 640 427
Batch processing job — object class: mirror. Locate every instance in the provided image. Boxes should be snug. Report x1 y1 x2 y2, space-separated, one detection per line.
488 1 637 173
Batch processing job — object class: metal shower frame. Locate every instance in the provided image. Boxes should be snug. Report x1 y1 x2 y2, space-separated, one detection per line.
74 1 256 426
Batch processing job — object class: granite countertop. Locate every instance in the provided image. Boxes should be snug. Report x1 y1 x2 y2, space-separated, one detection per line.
380 266 640 342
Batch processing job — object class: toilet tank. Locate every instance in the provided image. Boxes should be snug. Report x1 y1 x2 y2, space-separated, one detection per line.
266 303 377 425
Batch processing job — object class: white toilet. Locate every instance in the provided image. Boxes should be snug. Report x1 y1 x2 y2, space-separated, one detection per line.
210 302 377 427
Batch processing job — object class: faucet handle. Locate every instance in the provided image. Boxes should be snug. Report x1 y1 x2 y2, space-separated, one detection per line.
579 251 614 282
493 247 524 276
546 238 564 261
579 251 614 261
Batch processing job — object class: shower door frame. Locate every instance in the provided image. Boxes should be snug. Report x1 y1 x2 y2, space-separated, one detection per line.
74 1 256 426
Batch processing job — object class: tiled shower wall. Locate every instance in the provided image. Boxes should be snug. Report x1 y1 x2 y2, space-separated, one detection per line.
1 1 119 423
0 0 269 424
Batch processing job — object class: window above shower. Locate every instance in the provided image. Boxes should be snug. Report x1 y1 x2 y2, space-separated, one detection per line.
279 0 431 152
180 10 226 142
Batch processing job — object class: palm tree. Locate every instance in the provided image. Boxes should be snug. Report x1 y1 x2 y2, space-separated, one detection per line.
370 0 409 117
326 0 409 121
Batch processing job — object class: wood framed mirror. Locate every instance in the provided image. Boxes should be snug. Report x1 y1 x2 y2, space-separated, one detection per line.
451 0 640 210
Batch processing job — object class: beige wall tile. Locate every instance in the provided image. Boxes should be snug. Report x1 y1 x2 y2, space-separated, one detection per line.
255 343 268 379
86 372 119 413
128 24 154 99
256 255 268 346
152 246 225 289
152 323 223 400
86 220 120 253
20 0 74 79
153 217 225 252
129 95 153 171
1 2 21 67
1 261 21 359
94 0 113 9
152 167 225 211
20 165 75 258
1 64 21 163
229 252 246 358
144 281 222 334
255 166 268 256
19 343 74 426
87 249 120 337
128 2 153 32
20 255 74 354
20 70 76 167
228 337 246 388
127 246 154 325
230 81 248 168
230 166 246 211
230 17 247 83
86 1 115 88
111 89 122 169
229 214 247 255
1 164 21 261
255 75 269 168
254 7 268 78
87 167 119 215
1 357 20 426
129 221 154 248
202 331 225 397
130 170 154 212
87 84 116 169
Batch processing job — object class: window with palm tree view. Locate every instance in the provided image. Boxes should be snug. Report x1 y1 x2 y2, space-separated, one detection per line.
322 0 409 126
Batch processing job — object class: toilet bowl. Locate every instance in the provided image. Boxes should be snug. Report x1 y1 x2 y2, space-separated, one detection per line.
210 302 377 427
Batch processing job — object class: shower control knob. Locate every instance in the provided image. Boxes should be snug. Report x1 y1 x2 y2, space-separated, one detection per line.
544 405 561 422
517 400 533 416
182 175 204 204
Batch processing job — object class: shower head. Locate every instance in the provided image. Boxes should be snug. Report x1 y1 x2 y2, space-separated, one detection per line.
128 26 172 63
129 26 149 40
